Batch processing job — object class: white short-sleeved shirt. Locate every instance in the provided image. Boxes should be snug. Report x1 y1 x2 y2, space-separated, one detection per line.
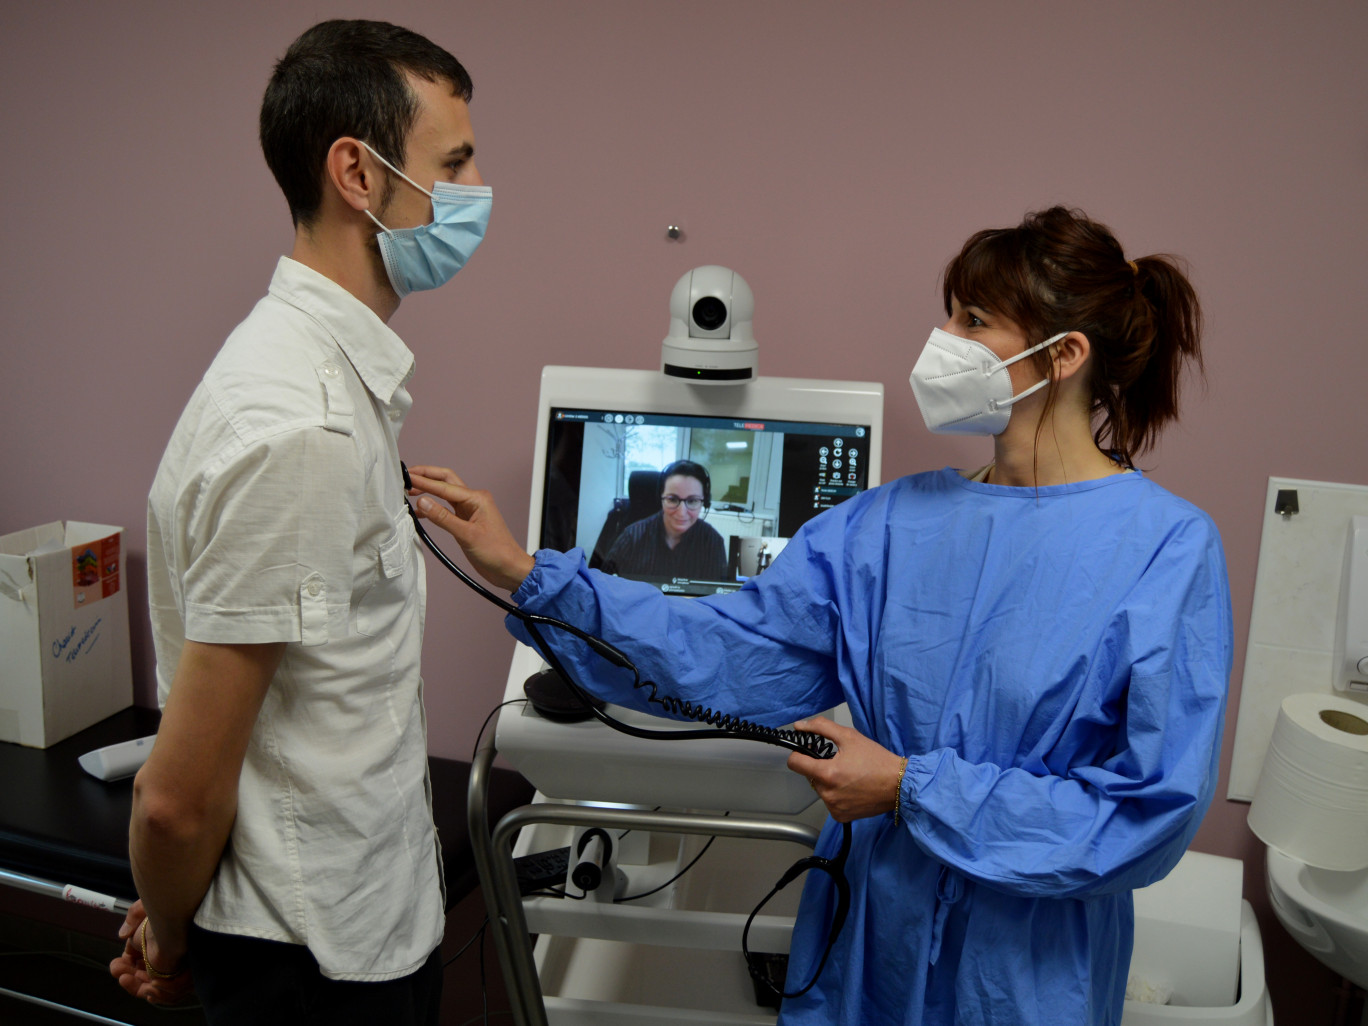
146 257 443 981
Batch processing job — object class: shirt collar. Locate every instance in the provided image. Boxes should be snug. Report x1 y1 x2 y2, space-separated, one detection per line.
267 257 416 404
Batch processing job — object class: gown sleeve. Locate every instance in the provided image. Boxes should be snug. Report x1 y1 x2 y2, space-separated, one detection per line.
507 503 857 727
898 513 1233 898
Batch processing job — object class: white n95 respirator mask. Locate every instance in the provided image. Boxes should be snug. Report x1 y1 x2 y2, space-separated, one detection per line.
909 327 1067 436
361 141 492 298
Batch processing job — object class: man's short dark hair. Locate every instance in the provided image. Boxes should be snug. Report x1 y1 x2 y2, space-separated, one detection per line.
260 20 473 228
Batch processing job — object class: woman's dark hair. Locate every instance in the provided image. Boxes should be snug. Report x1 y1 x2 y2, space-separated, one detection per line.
660 460 711 507
942 206 1203 465
259 20 473 228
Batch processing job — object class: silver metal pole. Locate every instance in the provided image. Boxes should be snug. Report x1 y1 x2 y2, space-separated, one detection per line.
0 869 132 915
466 709 540 1026
466 709 824 1026
0 987 140 1025
484 801 822 1024
494 806 821 849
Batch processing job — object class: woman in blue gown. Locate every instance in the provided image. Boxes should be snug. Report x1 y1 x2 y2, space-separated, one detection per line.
410 206 1231 1026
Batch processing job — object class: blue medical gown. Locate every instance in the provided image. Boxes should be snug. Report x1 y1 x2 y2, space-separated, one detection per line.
507 468 1232 1026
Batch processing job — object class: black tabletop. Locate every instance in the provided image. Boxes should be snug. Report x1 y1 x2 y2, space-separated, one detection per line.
0 707 159 900
0 707 532 909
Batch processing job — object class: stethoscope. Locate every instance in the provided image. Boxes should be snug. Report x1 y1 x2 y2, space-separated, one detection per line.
401 463 852 998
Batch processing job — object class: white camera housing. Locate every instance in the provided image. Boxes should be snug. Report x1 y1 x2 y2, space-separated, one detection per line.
661 265 757 384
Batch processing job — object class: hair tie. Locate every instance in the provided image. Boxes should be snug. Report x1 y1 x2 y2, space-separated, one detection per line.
1127 259 1139 275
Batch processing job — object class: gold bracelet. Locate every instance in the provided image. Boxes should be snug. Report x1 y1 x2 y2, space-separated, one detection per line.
140 918 183 980
893 756 909 825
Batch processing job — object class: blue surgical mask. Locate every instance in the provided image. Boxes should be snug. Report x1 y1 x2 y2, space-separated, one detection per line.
361 141 492 297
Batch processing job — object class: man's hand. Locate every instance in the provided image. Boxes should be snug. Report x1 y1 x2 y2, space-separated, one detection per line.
786 717 906 823
109 899 195 1005
406 465 535 592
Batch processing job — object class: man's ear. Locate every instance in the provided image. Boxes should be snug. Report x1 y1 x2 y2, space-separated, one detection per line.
1052 331 1092 382
324 138 380 214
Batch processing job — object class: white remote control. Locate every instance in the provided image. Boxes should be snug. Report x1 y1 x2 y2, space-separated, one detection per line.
78 734 157 781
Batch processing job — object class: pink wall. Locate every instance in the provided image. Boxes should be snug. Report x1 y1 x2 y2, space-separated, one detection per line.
4 1 1366 1014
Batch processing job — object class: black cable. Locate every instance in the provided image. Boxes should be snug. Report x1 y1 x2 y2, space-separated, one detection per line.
457 1012 512 1026
479 907 489 1025
402 467 851 1001
524 887 585 900
402 475 835 760
615 807 660 841
615 832 720 903
443 916 490 968
742 819 852 1001
471 697 529 760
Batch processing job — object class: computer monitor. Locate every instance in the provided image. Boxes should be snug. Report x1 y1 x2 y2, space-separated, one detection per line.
499 366 884 812
526 366 883 595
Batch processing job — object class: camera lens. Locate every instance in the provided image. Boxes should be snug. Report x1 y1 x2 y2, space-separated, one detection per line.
692 296 728 331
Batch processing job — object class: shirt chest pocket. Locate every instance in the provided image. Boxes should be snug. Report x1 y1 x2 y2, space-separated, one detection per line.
356 516 416 638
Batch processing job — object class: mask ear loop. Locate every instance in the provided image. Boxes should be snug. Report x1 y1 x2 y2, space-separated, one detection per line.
359 140 434 200
358 140 435 237
363 209 393 236
988 332 1069 412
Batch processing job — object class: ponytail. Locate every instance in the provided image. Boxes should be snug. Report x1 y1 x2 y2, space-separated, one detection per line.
943 206 1205 465
1102 256 1203 461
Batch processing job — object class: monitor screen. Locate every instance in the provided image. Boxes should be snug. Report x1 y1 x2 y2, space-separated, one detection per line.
528 368 883 597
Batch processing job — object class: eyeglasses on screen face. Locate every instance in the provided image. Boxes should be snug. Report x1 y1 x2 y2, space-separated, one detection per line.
661 495 704 511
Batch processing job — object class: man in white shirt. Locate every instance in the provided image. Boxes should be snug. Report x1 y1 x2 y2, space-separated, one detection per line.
108 20 490 1023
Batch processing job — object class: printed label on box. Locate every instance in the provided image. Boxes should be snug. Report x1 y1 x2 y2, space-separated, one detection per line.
72 532 120 608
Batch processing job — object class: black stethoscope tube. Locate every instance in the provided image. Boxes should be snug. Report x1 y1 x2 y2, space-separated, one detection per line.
402 465 851 998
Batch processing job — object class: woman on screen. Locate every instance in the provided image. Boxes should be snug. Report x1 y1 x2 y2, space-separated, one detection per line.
406 206 1230 1026
600 460 728 582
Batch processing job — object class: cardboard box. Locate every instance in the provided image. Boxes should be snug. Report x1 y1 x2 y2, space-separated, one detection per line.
0 521 133 747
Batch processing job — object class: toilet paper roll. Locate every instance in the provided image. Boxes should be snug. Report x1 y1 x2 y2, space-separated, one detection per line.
1248 692 1368 871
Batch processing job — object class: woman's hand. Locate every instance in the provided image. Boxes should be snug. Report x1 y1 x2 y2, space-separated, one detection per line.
786 717 906 823
406 465 536 593
108 899 195 1005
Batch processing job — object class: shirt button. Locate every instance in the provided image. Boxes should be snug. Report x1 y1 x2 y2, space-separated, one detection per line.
321 363 341 379
307 581 322 597
388 409 402 421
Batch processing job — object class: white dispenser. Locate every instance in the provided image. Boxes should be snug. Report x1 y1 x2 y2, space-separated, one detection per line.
1333 514 1368 694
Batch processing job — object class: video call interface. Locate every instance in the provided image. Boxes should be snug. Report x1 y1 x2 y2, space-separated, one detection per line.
540 407 872 597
